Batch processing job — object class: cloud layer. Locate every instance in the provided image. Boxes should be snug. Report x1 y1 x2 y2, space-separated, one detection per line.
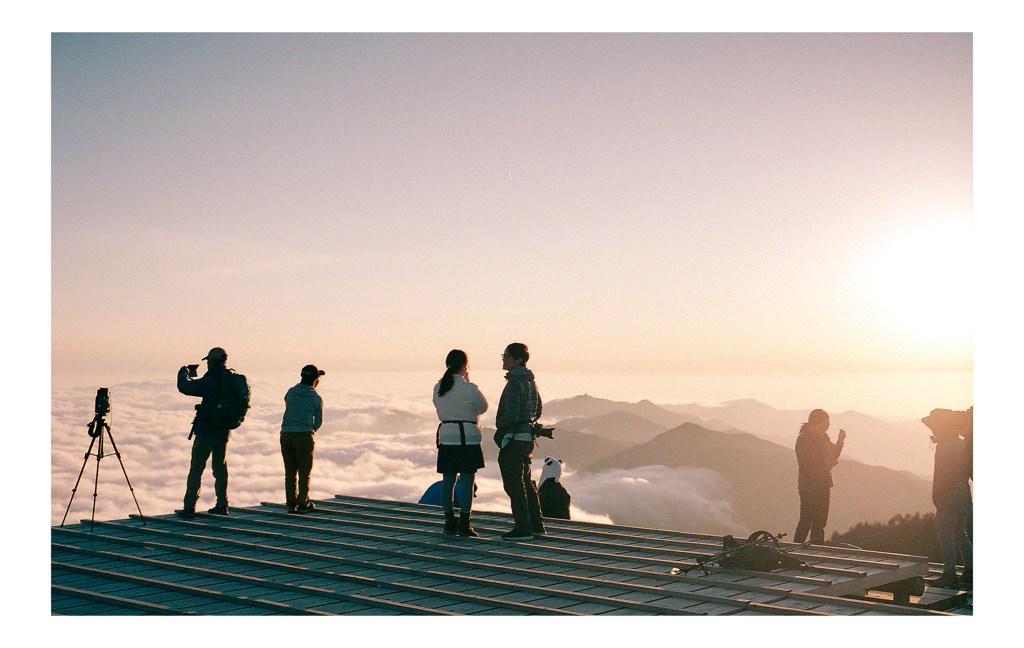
52 380 641 527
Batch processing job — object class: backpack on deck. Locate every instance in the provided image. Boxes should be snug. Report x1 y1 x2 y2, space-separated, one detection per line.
208 369 251 430
718 531 805 572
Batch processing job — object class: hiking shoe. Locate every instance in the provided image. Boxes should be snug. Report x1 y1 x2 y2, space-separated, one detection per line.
502 527 534 541
926 572 959 589
958 568 973 587
175 508 196 519
207 506 229 516
295 502 316 514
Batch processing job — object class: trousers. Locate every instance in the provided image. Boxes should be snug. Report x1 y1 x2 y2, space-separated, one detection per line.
498 439 543 531
184 435 228 509
935 508 973 575
281 432 315 508
794 487 831 544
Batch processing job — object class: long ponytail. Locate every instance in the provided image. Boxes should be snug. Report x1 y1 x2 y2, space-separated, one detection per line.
438 349 468 397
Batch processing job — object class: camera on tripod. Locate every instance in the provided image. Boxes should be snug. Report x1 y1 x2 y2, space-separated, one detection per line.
94 388 110 416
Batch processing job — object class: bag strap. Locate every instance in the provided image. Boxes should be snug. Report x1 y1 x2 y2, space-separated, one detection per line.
439 420 472 445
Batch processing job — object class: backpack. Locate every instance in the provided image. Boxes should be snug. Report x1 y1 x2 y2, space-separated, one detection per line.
718 531 805 572
207 369 251 430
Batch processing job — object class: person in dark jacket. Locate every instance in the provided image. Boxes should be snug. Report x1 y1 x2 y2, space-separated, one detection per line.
537 457 571 520
176 347 237 518
495 343 545 541
280 365 325 514
922 407 973 588
793 409 846 544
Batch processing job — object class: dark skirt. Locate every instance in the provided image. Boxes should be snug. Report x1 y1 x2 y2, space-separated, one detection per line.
437 444 485 474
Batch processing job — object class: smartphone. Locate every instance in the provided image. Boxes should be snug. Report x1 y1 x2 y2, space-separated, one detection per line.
187 364 199 378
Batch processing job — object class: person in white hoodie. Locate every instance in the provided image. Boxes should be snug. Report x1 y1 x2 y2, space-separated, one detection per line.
280 364 325 514
432 349 488 536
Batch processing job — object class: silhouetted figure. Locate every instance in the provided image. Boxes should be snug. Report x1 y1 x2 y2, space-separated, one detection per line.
280 365 325 514
922 407 973 589
176 347 239 518
537 457 571 520
793 409 846 544
495 342 545 541
433 350 488 537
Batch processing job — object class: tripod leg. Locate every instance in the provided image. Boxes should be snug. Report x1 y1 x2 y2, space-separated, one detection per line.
103 425 146 524
90 432 104 532
60 435 99 526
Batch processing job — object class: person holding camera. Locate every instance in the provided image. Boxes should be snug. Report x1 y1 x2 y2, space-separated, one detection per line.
432 350 488 537
176 347 235 518
280 365 325 514
793 409 846 544
495 343 545 541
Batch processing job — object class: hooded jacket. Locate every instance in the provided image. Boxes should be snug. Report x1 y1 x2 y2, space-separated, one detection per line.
495 366 542 440
281 383 323 433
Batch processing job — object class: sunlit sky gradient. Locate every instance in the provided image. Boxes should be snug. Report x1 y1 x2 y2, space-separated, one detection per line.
50 31 974 418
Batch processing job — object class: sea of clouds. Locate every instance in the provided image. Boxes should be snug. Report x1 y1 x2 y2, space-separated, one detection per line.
51 378 749 534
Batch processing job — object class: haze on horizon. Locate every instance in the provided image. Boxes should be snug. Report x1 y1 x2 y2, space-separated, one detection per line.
51 32 973 420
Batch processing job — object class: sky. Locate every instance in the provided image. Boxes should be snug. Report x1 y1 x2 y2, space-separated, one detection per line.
47 30 977 419
17 2 1024 634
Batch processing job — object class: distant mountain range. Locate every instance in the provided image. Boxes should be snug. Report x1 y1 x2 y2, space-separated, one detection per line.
527 395 936 536
541 395 934 477
577 422 931 536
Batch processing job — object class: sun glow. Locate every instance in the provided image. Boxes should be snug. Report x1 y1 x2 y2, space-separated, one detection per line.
863 220 973 344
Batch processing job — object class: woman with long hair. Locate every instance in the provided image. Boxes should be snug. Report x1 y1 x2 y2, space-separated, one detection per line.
432 349 488 536
794 409 846 544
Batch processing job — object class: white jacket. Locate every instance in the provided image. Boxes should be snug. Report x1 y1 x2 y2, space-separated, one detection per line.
432 375 488 445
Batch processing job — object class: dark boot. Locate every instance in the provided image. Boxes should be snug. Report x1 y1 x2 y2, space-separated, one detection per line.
443 511 458 535
458 513 478 537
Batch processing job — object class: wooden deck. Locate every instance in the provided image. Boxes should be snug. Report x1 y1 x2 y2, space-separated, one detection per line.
51 494 970 616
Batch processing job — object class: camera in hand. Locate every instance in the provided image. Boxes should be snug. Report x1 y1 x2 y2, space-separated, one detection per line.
530 422 555 439
187 364 199 378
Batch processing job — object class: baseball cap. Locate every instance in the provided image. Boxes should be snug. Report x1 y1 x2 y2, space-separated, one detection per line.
301 364 325 378
202 347 227 362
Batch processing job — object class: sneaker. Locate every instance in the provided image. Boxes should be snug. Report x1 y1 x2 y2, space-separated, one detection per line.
295 502 316 514
207 506 229 516
502 527 534 541
175 508 196 519
532 524 547 538
286 506 298 514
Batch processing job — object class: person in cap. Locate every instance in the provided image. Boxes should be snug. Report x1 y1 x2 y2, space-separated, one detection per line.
176 347 235 517
922 407 973 588
280 365 325 513
793 409 846 544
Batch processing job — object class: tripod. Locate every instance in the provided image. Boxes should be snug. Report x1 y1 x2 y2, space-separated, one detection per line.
61 392 146 532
